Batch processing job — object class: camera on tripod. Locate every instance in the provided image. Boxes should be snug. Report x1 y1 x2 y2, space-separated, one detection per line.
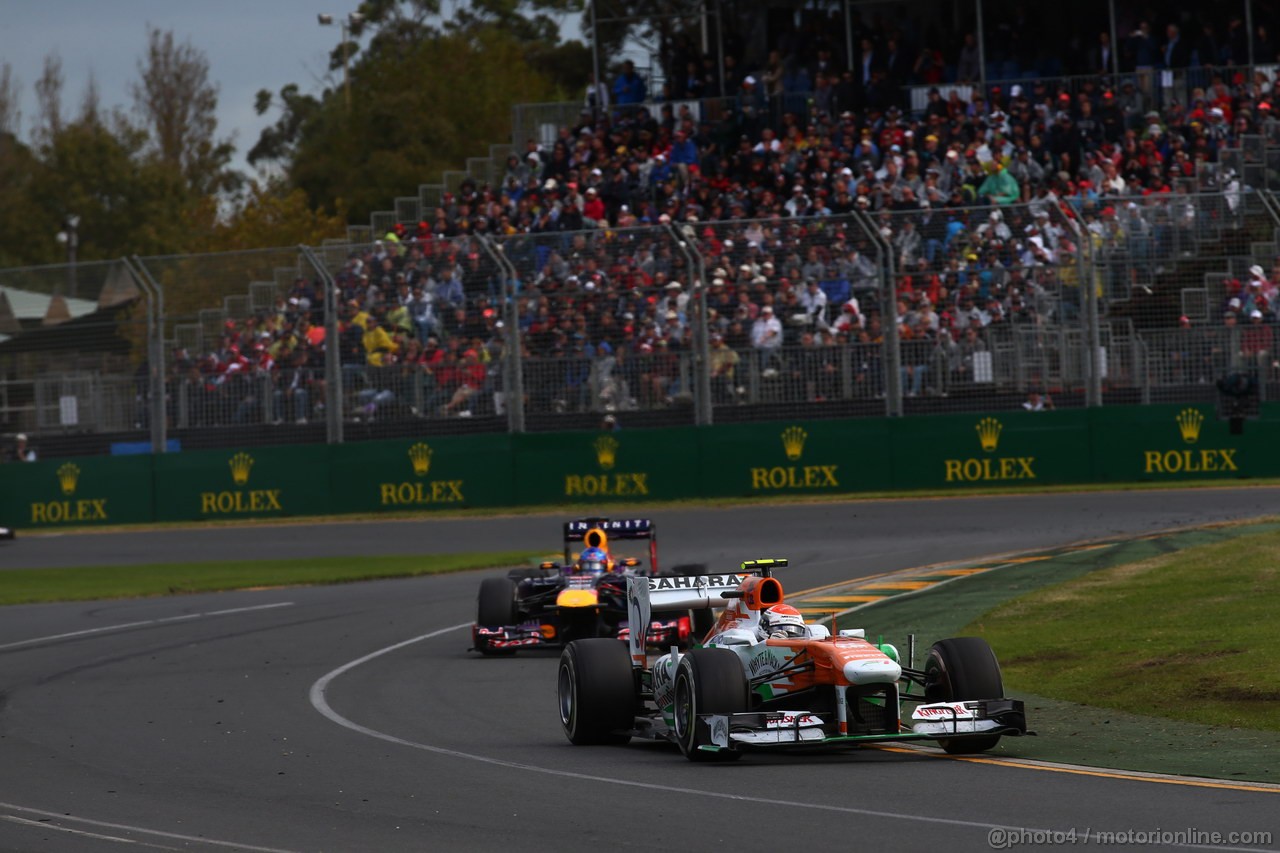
1216 371 1259 434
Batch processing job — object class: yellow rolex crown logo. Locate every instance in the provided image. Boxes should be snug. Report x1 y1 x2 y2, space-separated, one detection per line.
781 426 808 461
594 435 619 470
56 462 80 496
1176 408 1204 444
229 452 254 486
408 442 433 476
976 417 1003 453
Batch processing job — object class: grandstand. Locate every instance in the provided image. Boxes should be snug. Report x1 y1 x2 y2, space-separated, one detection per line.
7 12 1280 458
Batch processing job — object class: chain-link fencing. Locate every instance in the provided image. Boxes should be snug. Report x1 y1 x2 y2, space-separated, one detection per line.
7 189 1280 459
0 259 151 457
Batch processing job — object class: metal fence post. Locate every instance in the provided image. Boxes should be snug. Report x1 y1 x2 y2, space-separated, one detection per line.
299 245 344 444
127 256 168 453
478 235 525 433
851 211 901 416
1063 216 1102 407
667 224 712 425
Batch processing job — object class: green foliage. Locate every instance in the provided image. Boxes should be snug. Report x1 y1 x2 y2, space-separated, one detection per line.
15 115 197 263
250 0 589 222
0 3 602 267
0 133 46 268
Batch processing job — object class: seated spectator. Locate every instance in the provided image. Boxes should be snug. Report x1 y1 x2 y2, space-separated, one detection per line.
11 433 36 462
442 348 487 416
361 313 401 367
1023 389 1055 411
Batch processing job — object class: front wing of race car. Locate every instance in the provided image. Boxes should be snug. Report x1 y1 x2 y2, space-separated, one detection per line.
473 613 692 653
693 699 1028 753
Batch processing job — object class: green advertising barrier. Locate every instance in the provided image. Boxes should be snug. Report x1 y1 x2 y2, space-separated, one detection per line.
12 403 1280 532
512 427 701 504
1089 404 1280 482
0 455 155 529
889 409 1094 490
153 444 331 522
697 419 893 497
328 434 515 513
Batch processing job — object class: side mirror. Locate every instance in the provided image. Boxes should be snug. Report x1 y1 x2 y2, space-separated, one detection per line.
621 557 641 568
539 561 561 571
838 628 866 639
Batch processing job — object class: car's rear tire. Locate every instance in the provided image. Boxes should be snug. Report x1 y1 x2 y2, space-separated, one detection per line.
924 637 1005 754
558 639 635 745
673 647 748 761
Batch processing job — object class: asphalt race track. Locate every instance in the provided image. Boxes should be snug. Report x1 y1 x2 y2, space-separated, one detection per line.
2 490 1280 852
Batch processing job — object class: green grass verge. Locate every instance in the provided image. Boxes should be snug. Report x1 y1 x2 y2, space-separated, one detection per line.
968 530 1280 732
0 551 543 606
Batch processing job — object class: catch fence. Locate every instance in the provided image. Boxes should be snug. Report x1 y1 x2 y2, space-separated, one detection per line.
3 190 1279 459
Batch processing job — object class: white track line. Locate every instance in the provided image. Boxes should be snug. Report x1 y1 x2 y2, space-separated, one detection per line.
308 624 1279 853
0 602 304 851
0 602 294 651
2 814 147 846
0 806 298 852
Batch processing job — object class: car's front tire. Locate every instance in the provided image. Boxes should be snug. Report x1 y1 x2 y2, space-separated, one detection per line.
924 636 1005 754
558 639 635 745
477 577 518 626
475 577 519 657
672 647 748 761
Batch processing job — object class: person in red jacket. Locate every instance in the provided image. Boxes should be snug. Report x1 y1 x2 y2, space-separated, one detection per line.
582 187 607 225
443 349 487 416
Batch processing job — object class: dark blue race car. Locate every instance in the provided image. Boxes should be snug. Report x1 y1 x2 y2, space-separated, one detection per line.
471 518 708 656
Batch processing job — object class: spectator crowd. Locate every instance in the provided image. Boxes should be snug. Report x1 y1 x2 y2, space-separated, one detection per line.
173 9 1280 425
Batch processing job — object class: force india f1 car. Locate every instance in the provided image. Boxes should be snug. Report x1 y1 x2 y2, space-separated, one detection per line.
557 558 1029 760
471 518 708 656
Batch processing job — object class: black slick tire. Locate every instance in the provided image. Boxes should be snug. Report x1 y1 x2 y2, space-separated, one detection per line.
558 639 635 745
475 577 519 656
672 647 748 761
924 636 1005 754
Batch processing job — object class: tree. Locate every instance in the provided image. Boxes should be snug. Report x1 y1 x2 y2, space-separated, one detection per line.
250 0 585 221
0 62 20 139
586 0 706 87
33 54 64 144
131 26 239 197
186 180 347 256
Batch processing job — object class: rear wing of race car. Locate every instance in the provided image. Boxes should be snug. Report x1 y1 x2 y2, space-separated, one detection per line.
563 518 657 572
624 559 787 666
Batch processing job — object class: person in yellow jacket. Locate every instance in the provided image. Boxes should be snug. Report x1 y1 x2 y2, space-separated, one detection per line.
361 314 401 366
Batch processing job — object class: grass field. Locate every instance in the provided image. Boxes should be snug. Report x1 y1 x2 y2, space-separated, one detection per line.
0 551 543 606
968 529 1280 731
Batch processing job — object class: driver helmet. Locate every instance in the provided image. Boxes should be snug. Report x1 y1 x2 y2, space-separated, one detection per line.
576 546 610 576
760 603 807 639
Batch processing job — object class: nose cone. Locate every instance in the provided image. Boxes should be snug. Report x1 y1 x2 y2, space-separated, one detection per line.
843 658 902 685
557 589 599 608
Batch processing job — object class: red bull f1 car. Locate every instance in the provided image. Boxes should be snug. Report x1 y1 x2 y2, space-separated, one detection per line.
557 558 1029 760
471 518 707 656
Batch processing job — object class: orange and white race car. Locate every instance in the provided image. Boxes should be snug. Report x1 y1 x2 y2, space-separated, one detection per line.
557 558 1029 761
